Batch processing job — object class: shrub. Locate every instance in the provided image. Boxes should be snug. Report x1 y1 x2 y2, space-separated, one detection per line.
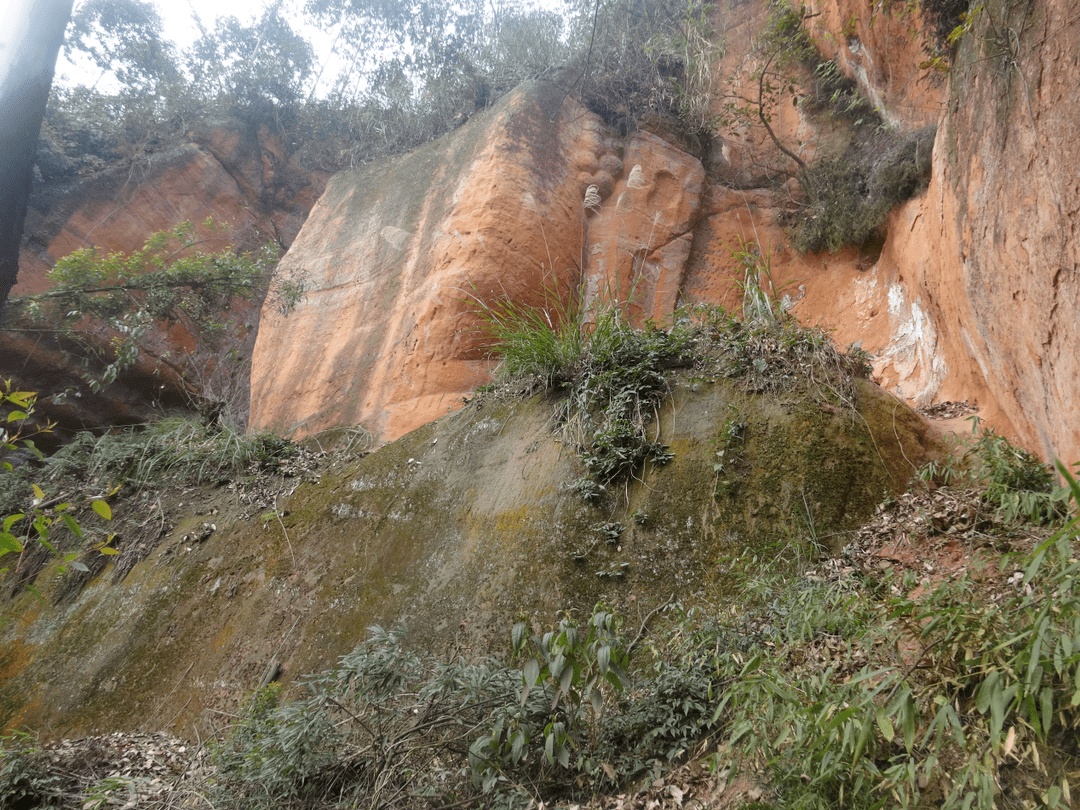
471 275 587 386
478 240 873 501
702 463 1080 810
209 623 519 809
206 605 730 809
474 272 693 496
790 125 937 254
1 386 116 590
921 0 975 52
8 220 292 405
0 732 68 810
919 417 1073 525
561 311 691 488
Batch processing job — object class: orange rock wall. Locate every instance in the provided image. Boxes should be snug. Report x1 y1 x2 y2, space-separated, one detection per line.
247 0 1080 466
7 121 326 429
250 81 633 439
687 0 1080 465
794 0 1080 463
918 0 1080 462
19 123 322 293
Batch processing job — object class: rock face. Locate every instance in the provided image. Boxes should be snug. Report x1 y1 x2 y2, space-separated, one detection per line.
6 120 327 431
6 0 1078 748
795 0 1080 463
249 82 713 439
19 120 322 294
923 0 1080 462
249 81 706 439
251 0 1080 466
0 367 936 737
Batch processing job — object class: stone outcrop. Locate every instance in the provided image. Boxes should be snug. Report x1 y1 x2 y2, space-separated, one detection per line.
795 0 1080 463
0 367 936 737
251 0 1080 466
803 0 942 129
583 130 705 322
6 0 1075 465
5 0 1080 749
19 120 323 294
920 0 1080 463
249 81 708 439
6 120 327 431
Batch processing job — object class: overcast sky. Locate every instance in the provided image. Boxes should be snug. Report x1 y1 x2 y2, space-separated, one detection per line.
55 0 335 89
54 0 564 96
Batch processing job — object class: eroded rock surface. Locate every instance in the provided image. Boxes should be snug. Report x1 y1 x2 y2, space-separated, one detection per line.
251 0 1080 466
794 0 1080 463
7 120 327 431
250 80 710 439
6 0 1076 467
19 120 323 294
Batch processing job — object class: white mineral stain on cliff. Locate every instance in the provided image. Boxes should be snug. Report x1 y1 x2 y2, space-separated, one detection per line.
877 282 947 408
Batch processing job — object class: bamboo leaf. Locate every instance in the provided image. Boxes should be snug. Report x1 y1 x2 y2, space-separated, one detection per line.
902 695 916 754
852 709 873 765
511 730 526 764
876 708 894 742
1040 686 1054 740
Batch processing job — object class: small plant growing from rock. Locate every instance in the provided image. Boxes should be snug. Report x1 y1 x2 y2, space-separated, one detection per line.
920 415 1075 526
475 275 691 500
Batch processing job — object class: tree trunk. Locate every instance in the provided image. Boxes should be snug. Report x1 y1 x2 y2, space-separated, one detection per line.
0 0 74 314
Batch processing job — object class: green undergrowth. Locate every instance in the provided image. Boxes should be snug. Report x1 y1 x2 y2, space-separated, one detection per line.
5 455 1074 809
1 417 298 517
46 418 298 493
180 461 1080 810
474 250 874 506
699 487 1080 810
921 416 1075 525
0 413 301 595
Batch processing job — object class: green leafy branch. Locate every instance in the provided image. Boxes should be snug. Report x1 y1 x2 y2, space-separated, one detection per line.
1 384 115 592
5 219 299 394
469 607 632 796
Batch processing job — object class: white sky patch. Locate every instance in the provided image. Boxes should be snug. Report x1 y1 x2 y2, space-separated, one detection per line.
55 0 339 93
54 0 562 97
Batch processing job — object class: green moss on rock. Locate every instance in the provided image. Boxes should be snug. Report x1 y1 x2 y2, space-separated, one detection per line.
0 372 937 739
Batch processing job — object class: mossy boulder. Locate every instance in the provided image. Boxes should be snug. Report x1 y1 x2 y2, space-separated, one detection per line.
0 373 936 739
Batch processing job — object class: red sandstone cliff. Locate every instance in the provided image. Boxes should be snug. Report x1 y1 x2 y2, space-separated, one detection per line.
249 0 1080 467
8 0 1076 466
5 119 327 431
